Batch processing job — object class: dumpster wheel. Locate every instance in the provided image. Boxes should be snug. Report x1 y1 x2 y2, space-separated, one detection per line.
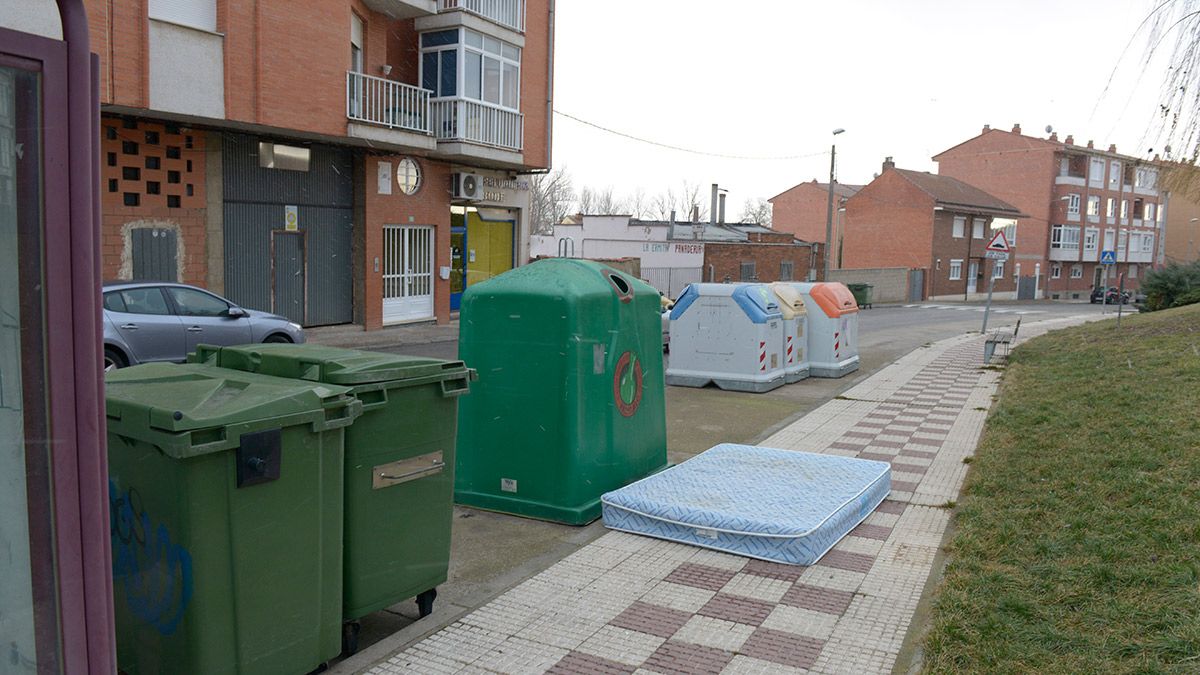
417 588 437 618
341 621 361 656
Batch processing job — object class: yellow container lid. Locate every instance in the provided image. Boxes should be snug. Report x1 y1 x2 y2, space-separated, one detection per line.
769 282 807 319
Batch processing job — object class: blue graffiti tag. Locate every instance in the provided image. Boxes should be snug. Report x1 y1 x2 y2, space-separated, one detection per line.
109 478 194 636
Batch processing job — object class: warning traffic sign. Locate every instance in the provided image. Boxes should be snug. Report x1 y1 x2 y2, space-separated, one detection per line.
985 229 1011 253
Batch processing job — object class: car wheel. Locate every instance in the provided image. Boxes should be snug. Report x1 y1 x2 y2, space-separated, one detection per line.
104 347 127 373
264 334 292 344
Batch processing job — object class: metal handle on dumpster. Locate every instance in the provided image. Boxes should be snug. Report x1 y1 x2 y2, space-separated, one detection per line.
373 450 444 489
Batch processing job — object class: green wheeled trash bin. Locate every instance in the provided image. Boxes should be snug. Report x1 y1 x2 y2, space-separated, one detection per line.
189 344 475 651
847 283 874 309
455 258 669 525
105 362 362 675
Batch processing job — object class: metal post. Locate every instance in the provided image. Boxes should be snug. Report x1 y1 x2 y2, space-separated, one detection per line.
824 144 836 281
1117 272 1125 327
1101 264 1108 314
982 260 997 333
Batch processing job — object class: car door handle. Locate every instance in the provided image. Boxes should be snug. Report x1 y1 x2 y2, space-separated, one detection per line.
187 326 202 332
120 324 138 330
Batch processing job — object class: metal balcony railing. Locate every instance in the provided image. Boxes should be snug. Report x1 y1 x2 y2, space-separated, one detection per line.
346 72 432 134
431 98 523 151
438 0 524 32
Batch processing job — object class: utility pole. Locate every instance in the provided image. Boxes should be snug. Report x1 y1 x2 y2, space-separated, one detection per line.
823 128 845 281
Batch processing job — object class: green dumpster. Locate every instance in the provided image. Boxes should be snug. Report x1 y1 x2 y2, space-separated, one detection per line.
105 363 361 675
455 258 668 525
846 282 874 309
189 344 474 634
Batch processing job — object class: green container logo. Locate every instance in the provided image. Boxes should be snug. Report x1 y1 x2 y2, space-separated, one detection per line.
613 351 643 417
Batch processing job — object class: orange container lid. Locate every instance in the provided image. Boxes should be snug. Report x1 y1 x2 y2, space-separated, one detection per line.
807 283 859 318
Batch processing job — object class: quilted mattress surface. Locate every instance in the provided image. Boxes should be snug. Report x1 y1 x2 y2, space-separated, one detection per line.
601 444 891 565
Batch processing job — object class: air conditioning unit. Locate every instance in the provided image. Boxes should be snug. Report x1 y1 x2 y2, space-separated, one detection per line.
452 173 483 201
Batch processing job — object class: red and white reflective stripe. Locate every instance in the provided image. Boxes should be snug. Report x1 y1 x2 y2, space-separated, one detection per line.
759 341 766 371
786 335 794 363
834 331 841 358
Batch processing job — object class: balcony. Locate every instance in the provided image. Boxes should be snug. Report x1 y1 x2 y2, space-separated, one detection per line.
1049 247 1080 262
431 98 523 164
1055 174 1085 187
438 0 524 32
361 0 437 19
345 72 437 151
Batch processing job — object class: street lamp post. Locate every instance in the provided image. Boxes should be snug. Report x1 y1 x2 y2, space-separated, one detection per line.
824 128 845 280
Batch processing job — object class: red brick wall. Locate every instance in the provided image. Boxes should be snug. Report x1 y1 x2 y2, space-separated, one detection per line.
86 0 148 107
100 117 207 285
521 0 553 169
362 155 453 328
770 182 835 244
929 212 1016 298
704 242 817 284
841 171 935 270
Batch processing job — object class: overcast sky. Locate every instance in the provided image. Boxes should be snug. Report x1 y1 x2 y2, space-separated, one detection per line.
551 0 1175 217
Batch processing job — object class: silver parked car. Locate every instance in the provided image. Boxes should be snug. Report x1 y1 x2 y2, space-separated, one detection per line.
102 281 305 371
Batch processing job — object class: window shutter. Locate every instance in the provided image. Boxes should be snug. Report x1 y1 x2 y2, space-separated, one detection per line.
149 0 217 31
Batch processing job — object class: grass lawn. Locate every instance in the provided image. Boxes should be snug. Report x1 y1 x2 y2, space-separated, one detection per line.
922 303 1200 674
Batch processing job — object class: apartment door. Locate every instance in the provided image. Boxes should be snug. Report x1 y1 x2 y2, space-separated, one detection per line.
271 231 306 323
450 224 467 311
967 261 979 294
382 225 434 324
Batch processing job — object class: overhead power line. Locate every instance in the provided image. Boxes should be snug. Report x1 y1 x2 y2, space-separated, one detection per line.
553 109 830 161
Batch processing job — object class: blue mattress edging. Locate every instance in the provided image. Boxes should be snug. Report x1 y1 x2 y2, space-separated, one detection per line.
600 448 892 565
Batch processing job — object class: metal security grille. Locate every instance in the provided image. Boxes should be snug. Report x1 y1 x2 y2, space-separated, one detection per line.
131 227 178 282
382 225 434 324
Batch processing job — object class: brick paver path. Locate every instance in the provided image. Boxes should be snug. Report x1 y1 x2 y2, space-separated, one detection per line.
365 317 1096 674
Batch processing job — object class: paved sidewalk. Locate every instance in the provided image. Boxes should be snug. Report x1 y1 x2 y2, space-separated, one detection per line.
356 316 1099 675
305 320 459 350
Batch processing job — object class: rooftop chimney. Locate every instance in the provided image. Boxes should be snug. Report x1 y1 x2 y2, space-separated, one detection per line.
710 184 719 226
718 193 726 225
691 205 699 223
1049 132 1058 141
1087 140 1094 149
1012 123 1021 134
882 156 895 172
1108 144 1117 153
669 209 676 224
1065 134 1074 145
983 124 991 133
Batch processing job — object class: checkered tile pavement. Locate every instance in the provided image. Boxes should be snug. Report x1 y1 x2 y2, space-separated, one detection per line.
364 317 1098 675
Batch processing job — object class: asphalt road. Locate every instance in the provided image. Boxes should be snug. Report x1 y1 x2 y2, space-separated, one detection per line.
338 300 1110 667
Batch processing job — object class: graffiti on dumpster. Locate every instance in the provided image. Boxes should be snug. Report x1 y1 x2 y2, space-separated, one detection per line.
109 479 194 636
613 351 643 417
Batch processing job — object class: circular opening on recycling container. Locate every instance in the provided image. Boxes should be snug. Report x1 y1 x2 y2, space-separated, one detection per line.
607 272 633 301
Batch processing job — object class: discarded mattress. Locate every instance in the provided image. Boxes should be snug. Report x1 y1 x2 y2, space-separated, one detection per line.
601 444 890 565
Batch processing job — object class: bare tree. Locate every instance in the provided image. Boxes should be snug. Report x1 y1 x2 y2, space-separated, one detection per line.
628 187 649 219
650 187 677 221
1133 0 1200 197
577 186 597 215
740 198 773 227
529 167 575 234
677 181 708 222
593 187 627 215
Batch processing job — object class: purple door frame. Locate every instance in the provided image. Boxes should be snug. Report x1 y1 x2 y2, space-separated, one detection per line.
2 1 114 672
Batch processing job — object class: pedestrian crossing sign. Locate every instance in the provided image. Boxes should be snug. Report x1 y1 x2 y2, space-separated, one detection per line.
1101 250 1117 265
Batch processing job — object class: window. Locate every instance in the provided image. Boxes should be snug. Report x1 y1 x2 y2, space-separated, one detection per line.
739 261 756 281
972 218 985 239
102 292 127 313
258 142 310 172
149 0 216 32
1129 264 1139 279
1071 264 1083 279
1064 155 1086 178
1144 203 1155 222
1129 233 1141 253
1120 199 1129 221
1051 225 1080 249
1106 198 1115 219
1003 223 1017 247
350 13 364 74
949 259 963 280
1118 230 1128 254
1142 234 1154 252
1135 167 1157 190
117 287 171 315
166 287 229 317
1087 195 1100 218
992 261 1005 279
1051 263 1062 279
1089 157 1106 184
1104 228 1115 251
780 260 794 281
1109 160 1121 188
422 29 521 110
952 216 965 238
1066 194 1080 219
1084 228 1099 252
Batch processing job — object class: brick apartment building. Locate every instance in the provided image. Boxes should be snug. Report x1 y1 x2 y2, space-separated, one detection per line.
769 180 863 269
82 0 553 330
840 159 1024 301
701 226 820 285
935 124 1164 299
1162 165 1200 264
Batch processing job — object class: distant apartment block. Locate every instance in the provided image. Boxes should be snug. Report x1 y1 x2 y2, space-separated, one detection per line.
769 180 863 268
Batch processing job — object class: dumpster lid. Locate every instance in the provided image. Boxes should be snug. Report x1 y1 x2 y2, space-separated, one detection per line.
193 343 469 385
105 362 355 433
768 283 807 319
731 284 782 324
799 282 859 318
